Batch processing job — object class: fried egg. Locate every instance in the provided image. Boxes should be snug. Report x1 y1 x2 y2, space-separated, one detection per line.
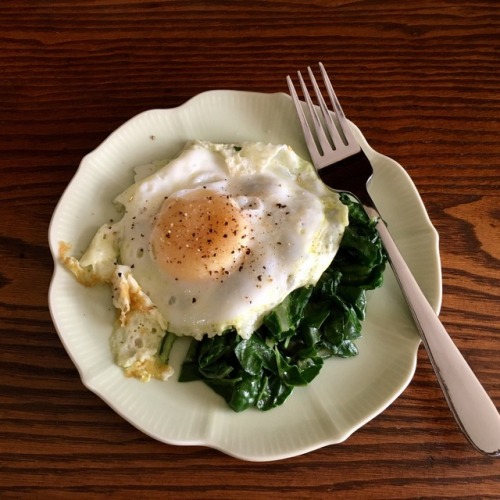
61 141 349 379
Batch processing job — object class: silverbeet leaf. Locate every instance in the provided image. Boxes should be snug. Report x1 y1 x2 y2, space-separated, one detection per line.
178 195 387 412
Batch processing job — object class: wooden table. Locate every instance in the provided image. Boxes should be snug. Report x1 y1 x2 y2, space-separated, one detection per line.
1 0 499 497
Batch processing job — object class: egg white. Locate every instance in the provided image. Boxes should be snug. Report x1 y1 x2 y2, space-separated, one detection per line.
61 141 349 379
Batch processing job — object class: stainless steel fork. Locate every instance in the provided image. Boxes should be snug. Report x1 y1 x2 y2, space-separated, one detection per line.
287 63 500 457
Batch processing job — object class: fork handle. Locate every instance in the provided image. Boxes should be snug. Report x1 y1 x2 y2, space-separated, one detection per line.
366 207 500 457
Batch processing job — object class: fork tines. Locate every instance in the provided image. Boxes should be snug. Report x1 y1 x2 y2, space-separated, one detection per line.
286 62 360 168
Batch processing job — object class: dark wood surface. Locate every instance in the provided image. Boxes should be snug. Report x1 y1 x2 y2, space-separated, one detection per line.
1 0 499 497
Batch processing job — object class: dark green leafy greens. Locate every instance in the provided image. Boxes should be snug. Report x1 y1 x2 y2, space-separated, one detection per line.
164 194 387 412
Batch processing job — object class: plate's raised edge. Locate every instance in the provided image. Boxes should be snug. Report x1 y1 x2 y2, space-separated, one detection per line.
349 121 442 315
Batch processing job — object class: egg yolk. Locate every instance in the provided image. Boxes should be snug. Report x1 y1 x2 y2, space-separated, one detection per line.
151 190 250 281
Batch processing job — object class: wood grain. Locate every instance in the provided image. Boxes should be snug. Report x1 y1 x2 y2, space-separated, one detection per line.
0 0 499 497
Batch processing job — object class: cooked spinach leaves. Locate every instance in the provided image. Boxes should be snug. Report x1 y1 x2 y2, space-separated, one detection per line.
177 194 387 412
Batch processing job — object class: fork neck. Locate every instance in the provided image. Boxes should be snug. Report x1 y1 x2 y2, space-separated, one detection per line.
317 150 374 208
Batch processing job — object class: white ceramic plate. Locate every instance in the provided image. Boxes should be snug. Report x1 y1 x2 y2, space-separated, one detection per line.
48 90 441 462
